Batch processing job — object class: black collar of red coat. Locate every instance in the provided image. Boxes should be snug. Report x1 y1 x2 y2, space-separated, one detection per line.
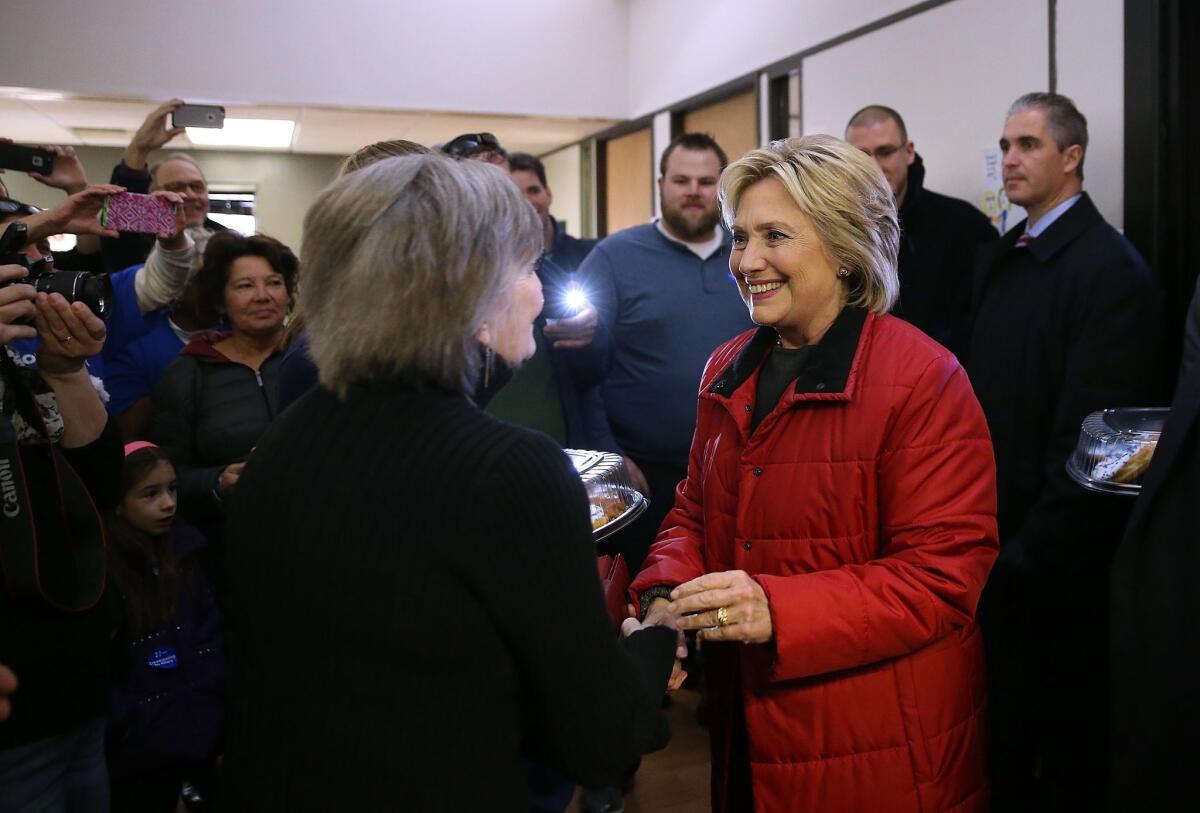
706 306 869 398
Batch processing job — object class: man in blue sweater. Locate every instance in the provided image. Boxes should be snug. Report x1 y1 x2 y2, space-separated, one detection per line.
578 133 752 571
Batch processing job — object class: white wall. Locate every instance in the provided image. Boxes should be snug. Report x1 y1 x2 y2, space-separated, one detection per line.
802 0 1049 224
1057 0 1124 229
2 146 343 251
542 145 584 238
627 0 1125 228
0 0 630 120
626 0 915 117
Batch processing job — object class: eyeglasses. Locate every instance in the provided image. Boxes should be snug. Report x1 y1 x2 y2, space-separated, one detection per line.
0 198 42 217
858 144 907 161
441 132 504 159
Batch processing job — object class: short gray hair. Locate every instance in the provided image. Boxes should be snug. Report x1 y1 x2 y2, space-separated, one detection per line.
1008 92 1089 179
300 154 542 397
719 135 899 315
149 153 206 189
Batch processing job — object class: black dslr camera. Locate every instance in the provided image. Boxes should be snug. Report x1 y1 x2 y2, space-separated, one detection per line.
0 221 111 320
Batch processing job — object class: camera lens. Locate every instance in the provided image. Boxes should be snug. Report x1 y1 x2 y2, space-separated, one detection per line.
35 271 112 320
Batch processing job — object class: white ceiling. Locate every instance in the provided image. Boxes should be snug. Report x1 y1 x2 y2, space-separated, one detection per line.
0 89 618 158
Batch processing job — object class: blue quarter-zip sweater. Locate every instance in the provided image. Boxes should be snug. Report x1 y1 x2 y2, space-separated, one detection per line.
577 223 752 467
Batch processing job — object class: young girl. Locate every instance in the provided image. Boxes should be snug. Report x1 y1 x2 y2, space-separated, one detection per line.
105 442 227 812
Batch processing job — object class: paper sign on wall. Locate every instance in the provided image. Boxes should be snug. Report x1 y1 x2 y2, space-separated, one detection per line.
981 147 1026 234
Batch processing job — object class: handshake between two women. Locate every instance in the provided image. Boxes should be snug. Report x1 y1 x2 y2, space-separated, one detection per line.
622 569 775 692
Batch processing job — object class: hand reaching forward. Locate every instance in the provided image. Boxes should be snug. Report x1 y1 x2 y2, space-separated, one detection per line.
670 570 773 645
624 599 689 691
34 293 108 374
125 99 186 170
29 144 88 194
543 302 598 348
0 265 37 345
219 462 247 497
151 190 188 245
21 184 126 243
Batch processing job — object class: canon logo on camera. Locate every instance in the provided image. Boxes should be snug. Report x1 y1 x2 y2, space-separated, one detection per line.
0 457 19 518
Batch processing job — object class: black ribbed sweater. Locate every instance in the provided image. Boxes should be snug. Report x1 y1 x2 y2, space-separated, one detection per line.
220 378 675 812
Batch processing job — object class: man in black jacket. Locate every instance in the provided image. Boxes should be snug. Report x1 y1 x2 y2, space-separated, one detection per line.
965 92 1164 812
846 105 996 356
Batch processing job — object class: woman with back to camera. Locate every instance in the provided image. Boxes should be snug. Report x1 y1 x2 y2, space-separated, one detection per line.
276 138 432 412
218 154 678 812
630 135 999 812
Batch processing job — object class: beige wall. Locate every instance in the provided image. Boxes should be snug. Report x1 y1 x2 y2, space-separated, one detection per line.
2 146 344 251
683 90 759 167
603 128 652 235
541 145 584 240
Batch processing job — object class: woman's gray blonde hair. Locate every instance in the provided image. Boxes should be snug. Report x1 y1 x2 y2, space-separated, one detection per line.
300 154 542 397
719 135 900 314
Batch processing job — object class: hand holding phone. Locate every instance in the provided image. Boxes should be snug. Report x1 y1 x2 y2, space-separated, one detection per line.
0 142 55 176
100 192 178 235
171 104 226 129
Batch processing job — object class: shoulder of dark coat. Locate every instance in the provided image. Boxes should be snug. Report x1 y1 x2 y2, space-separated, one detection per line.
916 188 993 228
1061 218 1154 286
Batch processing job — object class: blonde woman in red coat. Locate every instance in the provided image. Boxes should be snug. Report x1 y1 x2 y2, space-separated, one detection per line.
630 135 999 813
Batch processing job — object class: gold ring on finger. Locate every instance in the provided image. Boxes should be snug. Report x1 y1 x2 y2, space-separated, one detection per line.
59 334 74 343
716 606 730 627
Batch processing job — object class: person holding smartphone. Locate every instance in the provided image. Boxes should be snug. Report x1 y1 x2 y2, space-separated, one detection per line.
103 99 226 274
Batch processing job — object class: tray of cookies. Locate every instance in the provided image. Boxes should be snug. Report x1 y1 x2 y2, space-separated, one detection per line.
565 449 649 542
1066 408 1168 496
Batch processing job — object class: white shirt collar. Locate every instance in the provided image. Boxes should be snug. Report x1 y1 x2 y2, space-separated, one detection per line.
1026 193 1083 238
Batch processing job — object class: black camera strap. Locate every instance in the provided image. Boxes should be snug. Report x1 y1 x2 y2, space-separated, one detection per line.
0 351 106 612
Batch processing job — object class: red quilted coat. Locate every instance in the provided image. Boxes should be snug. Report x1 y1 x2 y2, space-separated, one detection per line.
632 308 998 813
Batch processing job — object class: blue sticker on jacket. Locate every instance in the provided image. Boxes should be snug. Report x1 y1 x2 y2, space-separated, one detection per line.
148 647 179 670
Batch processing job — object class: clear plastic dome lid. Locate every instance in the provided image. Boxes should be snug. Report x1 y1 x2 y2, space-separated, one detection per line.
1066 408 1168 496
565 449 649 541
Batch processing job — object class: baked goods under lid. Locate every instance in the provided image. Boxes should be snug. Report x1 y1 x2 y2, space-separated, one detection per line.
565 449 649 541
1066 408 1168 496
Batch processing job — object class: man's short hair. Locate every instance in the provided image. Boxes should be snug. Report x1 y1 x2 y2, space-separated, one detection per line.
508 153 547 188
1008 92 1089 179
845 105 909 144
659 133 728 177
149 153 205 189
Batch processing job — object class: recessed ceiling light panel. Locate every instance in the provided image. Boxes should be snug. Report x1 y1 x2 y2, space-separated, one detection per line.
186 118 295 149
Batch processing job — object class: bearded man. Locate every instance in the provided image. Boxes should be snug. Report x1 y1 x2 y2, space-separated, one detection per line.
576 133 752 573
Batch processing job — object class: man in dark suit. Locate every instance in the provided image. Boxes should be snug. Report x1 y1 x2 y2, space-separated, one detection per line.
1108 284 1200 812
965 93 1164 812
845 105 997 356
